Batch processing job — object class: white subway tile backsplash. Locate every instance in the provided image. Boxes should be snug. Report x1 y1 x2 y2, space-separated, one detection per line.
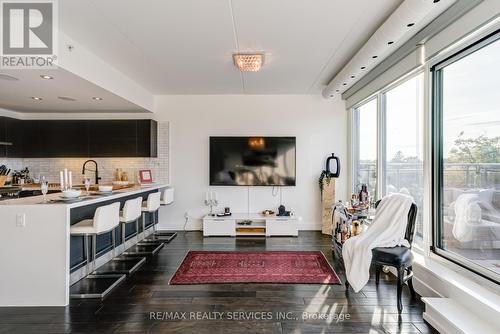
0 121 169 185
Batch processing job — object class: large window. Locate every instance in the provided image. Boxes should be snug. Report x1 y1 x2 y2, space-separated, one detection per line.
353 98 378 198
433 32 500 281
383 74 424 239
352 75 425 243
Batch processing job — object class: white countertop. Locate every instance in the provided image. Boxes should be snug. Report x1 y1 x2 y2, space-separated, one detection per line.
0 183 170 208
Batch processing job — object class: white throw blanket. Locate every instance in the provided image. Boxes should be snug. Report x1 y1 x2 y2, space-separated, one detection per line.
452 193 481 243
342 193 413 292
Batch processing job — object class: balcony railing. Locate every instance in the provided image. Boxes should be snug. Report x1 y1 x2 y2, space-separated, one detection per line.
356 162 500 192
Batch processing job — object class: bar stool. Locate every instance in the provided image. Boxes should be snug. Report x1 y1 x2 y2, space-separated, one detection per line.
70 202 120 275
141 192 161 239
70 202 127 299
120 197 143 246
154 187 177 241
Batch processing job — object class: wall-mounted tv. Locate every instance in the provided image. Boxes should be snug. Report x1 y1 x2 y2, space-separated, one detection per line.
209 136 296 186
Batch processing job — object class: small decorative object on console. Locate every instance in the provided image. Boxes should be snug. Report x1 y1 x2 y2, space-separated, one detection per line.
237 220 253 225
139 170 153 183
277 205 291 217
262 209 275 216
204 191 218 216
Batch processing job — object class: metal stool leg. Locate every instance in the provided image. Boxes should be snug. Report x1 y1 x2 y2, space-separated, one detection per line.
83 235 90 275
135 218 140 243
142 212 146 240
111 228 116 258
91 234 97 274
122 223 126 249
153 211 157 234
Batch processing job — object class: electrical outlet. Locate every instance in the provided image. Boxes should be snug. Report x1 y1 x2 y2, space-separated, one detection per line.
16 213 26 227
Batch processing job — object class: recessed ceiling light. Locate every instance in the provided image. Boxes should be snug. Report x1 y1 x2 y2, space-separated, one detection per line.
92 97 103 101
31 96 42 101
343 83 347 86
58 96 76 101
407 23 415 27
433 0 440 3
372 55 378 59
0 73 19 81
361 66 366 70
233 53 264 72
40 75 53 80
335 89 339 92
350 75 355 78
330 95 333 97
388 41 394 45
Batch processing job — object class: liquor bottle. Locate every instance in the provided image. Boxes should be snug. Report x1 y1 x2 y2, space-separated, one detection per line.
341 221 348 242
359 184 368 204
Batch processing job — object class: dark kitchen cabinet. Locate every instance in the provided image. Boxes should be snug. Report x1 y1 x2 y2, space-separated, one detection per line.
21 120 42 158
88 120 138 157
2 118 157 158
39 120 89 157
137 120 158 157
5 117 24 157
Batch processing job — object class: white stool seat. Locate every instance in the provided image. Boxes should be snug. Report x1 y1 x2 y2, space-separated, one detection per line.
142 192 161 212
71 202 120 235
120 197 142 223
70 219 97 235
140 192 161 239
119 197 143 244
69 202 120 276
160 187 174 205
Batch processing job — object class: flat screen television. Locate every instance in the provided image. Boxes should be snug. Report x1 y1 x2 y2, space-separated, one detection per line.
209 136 296 186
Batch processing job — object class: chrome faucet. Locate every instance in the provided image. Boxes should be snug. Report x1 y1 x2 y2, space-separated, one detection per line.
82 160 101 185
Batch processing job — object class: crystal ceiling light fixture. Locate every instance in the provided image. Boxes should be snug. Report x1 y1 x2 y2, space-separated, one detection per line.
233 53 264 72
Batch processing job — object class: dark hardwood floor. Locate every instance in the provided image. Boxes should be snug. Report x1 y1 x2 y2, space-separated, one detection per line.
0 232 436 333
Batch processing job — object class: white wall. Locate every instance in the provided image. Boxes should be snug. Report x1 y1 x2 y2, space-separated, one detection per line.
154 95 347 231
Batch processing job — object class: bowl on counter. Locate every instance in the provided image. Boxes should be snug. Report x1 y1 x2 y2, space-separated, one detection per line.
98 185 113 193
61 189 82 198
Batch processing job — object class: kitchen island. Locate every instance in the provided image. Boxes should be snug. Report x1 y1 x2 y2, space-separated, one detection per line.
0 183 170 306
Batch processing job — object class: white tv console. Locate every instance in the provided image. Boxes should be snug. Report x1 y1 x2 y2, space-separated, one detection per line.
203 213 299 237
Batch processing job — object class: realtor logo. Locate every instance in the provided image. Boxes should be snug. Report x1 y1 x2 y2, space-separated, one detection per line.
1 0 57 68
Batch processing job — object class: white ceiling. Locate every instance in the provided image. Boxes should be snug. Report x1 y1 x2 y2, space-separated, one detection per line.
0 68 148 113
60 0 403 95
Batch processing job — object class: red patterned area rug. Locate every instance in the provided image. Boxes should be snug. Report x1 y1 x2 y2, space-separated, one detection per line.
169 251 341 285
